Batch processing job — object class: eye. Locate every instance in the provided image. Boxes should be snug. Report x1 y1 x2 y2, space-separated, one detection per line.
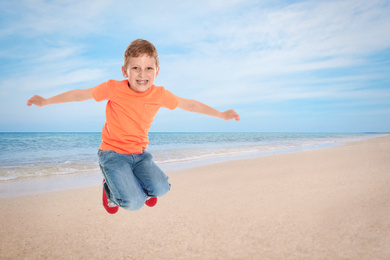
132 67 139 71
147 67 154 70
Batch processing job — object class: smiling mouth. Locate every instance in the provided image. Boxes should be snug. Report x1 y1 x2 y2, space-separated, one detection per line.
137 80 148 85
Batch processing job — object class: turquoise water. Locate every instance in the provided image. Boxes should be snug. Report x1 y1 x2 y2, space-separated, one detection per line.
0 132 385 182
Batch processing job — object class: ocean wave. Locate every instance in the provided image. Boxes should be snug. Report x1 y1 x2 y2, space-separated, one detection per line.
0 162 100 182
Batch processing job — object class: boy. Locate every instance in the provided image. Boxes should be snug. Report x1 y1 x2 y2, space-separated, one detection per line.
27 39 240 214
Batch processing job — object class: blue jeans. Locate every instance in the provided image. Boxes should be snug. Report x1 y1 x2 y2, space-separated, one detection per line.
98 150 170 211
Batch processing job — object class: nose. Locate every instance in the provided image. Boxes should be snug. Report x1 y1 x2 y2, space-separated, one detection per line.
138 69 146 78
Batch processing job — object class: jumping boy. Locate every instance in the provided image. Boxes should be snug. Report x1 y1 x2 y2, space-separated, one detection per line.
27 39 240 214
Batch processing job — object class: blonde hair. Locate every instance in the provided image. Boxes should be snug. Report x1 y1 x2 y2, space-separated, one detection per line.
124 39 159 68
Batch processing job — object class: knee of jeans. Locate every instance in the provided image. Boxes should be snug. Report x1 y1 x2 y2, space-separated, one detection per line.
120 196 145 211
151 182 171 197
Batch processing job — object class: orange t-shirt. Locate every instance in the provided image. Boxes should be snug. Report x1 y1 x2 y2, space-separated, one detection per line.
92 80 179 154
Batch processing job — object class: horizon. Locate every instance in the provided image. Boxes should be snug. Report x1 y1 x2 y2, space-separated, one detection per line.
1 131 389 134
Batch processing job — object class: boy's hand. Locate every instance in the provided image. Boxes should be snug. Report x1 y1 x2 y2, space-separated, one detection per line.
221 109 240 121
27 95 47 107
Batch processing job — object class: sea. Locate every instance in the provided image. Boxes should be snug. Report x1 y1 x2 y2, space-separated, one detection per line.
0 132 386 197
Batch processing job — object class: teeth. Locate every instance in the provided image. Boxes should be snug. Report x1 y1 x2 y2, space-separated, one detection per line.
137 80 147 83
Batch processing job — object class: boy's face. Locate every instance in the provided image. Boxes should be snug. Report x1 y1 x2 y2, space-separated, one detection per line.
122 55 159 93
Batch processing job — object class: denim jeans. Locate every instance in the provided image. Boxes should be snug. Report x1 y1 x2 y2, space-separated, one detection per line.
98 150 170 211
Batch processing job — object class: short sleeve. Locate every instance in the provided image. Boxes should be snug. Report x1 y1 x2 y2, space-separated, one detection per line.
161 89 179 110
92 80 112 102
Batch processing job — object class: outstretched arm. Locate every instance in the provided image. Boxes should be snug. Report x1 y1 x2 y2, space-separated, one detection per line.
27 88 94 107
177 97 240 121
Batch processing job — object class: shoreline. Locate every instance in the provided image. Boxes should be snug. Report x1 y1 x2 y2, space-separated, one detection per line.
0 135 382 198
1 135 389 259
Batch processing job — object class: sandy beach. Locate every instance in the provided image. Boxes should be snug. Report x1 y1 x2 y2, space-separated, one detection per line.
1 135 389 259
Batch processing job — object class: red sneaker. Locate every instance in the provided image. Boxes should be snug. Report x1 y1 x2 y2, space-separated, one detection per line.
145 197 157 207
102 180 119 214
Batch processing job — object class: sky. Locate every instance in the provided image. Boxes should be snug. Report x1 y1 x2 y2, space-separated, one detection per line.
0 0 389 133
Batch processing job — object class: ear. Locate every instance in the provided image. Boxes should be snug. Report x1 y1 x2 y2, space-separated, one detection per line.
155 66 160 77
122 66 128 78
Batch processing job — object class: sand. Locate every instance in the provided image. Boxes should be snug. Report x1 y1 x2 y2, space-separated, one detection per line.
1 135 389 259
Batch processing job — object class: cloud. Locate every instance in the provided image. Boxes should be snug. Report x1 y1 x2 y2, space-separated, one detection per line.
0 0 111 38
158 0 390 109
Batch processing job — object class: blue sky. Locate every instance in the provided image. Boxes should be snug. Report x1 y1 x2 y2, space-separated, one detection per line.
1 0 389 132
